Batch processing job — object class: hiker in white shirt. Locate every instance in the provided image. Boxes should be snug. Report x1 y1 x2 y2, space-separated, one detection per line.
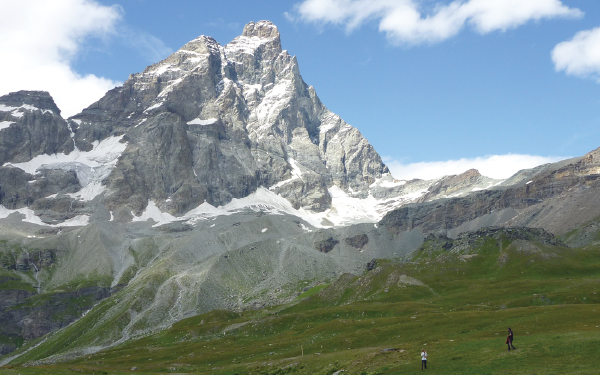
421 349 428 370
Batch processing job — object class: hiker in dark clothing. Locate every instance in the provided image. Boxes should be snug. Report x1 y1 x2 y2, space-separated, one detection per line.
506 328 516 350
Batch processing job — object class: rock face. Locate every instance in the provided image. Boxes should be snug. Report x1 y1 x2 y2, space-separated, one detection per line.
66 20 387 216
345 233 369 249
0 284 111 345
0 91 80 211
0 91 72 165
315 237 339 253
0 246 111 355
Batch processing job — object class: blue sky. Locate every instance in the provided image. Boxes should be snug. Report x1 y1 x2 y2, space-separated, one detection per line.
1 1 599 180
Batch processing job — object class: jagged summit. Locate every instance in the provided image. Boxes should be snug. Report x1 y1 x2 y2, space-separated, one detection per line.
63 20 390 220
0 90 72 167
242 20 280 39
0 90 61 116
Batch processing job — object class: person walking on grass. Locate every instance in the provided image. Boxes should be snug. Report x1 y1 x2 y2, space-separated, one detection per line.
421 348 428 370
506 328 516 351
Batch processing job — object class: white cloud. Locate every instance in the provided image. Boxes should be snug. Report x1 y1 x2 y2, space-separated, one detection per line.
294 0 582 45
0 1 121 117
552 26 600 81
384 154 568 180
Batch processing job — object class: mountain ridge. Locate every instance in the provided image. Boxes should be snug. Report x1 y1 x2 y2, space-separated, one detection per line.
0 21 502 228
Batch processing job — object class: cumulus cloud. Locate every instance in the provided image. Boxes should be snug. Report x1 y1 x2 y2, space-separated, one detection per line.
384 154 568 180
293 0 582 45
0 1 169 118
552 26 600 81
0 0 123 117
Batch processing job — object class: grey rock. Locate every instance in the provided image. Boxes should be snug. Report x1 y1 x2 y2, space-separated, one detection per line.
315 237 339 253
0 343 17 356
345 234 369 249
0 287 35 310
0 91 73 165
0 165 80 214
0 286 111 343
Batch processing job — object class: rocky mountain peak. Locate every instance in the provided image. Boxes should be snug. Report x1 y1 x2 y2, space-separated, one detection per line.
0 90 72 166
224 21 283 77
582 146 600 165
242 20 280 39
0 90 61 116
178 35 221 55
454 168 481 180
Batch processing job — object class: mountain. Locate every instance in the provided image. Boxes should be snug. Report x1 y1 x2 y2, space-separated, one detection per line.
0 21 500 229
1 21 600 366
66 20 390 218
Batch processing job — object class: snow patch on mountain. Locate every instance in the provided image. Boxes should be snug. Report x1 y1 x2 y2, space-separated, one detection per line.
370 175 407 189
185 201 225 217
66 181 106 201
6 135 127 175
254 79 292 125
150 64 178 76
59 215 90 226
0 205 89 227
0 104 53 116
188 118 218 125
224 34 276 56
157 78 184 98
0 121 15 130
144 102 163 113
5 135 127 203
320 186 428 226
127 182 432 229
270 158 304 190
132 201 177 226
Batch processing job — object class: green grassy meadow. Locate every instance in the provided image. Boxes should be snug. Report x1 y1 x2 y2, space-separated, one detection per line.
2 232 599 374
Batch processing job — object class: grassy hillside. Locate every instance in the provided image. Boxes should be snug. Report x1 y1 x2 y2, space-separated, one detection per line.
2 227 599 374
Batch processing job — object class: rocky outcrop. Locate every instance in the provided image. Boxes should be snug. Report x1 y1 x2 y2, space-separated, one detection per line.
0 91 73 165
345 234 369 249
315 237 339 253
0 166 80 210
0 91 86 221
1 249 56 272
0 285 35 311
417 169 483 202
0 286 111 343
415 227 566 259
0 255 112 356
